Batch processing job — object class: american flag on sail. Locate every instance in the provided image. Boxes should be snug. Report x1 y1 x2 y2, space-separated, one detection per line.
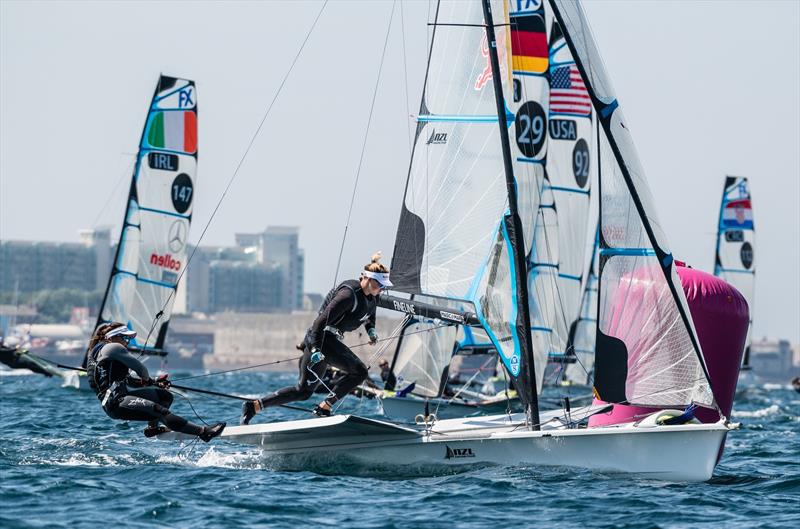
550 65 591 116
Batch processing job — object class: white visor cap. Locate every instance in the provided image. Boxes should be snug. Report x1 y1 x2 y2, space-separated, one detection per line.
363 270 393 288
105 326 137 340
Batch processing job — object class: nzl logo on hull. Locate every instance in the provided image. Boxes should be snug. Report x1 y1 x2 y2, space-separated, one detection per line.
445 445 476 459
426 129 448 145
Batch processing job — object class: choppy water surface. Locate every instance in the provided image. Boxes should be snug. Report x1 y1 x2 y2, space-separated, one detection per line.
1 370 798 528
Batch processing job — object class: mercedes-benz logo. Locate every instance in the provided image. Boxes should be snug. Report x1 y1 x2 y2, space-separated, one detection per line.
168 220 187 253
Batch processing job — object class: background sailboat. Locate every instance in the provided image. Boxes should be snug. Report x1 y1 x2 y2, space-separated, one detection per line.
88 75 198 363
713 176 755 369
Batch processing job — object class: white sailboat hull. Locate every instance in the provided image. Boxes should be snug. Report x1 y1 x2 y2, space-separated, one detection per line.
165 409 730 482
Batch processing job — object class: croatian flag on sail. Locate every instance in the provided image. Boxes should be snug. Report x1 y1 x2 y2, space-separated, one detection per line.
550 65 591 116
723 199 753 229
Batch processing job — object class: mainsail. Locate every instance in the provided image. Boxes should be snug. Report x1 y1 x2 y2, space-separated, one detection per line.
390 0 539 413
714 176 754 367
95 75 198 352
549 0 716 409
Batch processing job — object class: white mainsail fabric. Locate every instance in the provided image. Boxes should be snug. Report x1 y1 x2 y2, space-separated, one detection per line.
391 0 535 388
99 76 197 350
563 231 598 386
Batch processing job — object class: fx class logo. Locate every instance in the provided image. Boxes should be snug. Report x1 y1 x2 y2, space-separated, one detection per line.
168 220 187 253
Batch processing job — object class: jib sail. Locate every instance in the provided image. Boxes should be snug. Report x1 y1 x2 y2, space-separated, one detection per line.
549 0 716 408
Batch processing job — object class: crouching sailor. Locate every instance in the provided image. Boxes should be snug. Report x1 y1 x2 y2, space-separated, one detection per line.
241 252 392 424
86 322 225 441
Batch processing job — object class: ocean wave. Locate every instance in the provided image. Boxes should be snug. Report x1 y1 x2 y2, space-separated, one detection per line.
732 404 781 418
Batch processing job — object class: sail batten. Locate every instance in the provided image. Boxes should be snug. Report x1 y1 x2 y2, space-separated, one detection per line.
95 75 197 352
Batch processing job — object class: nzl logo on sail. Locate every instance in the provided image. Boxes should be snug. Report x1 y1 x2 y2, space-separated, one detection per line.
426 129 448 145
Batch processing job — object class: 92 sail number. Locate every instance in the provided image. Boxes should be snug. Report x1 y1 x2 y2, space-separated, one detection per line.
171 173 193 214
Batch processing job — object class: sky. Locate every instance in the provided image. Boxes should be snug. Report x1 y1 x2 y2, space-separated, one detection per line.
1 0 798 342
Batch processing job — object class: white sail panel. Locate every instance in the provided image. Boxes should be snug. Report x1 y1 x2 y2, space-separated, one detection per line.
563 253 597 386
597 129 713 407
392 320 458 398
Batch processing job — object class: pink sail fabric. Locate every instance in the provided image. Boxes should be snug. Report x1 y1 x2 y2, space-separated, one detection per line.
589 264 749 426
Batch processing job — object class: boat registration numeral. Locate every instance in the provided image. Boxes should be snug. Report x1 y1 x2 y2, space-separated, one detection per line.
515 101 547 158
171 174 194 214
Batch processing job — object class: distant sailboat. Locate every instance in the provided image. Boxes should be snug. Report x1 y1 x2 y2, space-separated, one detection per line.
86 75 198 365
713 176 754 369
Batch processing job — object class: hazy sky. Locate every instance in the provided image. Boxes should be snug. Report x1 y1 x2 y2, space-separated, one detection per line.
1 1 798 342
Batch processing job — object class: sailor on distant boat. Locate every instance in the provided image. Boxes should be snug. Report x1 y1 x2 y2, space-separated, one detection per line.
85 322 225 441
0 338 62 377
241 252 391 424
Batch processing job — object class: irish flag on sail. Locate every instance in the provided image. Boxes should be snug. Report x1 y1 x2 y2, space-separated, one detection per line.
146 110 197 154
722 199 753 229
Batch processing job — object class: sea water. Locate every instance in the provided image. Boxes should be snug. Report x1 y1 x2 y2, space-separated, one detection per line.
1 370 798 528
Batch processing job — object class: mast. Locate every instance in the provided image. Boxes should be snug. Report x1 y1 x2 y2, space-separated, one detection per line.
481 0 540 429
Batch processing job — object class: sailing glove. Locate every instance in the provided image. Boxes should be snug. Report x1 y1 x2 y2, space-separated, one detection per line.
368 328 378 345
309 349 324 365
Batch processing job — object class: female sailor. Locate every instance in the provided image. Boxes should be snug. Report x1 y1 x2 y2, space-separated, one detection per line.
241 252 391 424
85 322 226 441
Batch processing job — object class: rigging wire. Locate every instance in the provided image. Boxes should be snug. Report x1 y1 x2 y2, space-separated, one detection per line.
136 0 330 357
330 0 397 288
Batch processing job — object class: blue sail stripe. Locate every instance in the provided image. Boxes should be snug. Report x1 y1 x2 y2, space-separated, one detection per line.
531 326 553 333
138 277 177 289
516 157 545 165
559 273 582 281
546 185 590 195
154 82 193 103
600 248 656 257
417 114 497 123
138 206 190 219
531 262 558 269
139 146 195 157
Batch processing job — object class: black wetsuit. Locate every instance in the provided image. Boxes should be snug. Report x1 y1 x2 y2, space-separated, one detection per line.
259 280 376 408
85 342 205 436
0 345 58 377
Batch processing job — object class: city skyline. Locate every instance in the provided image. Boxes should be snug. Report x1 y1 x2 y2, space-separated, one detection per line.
2 1 798 342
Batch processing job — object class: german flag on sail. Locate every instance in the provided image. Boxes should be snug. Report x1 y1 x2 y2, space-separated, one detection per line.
146 110 197 154
510 14 547 74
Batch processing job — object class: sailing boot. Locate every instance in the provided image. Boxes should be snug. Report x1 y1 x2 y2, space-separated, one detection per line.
199 422 226 442
312 404 332 417
240 400 257 425
143 425 169 438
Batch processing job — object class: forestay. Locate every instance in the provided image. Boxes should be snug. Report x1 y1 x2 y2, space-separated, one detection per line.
390 0 538 408
96 76 198 350
714 176 754 364
549 0 716 409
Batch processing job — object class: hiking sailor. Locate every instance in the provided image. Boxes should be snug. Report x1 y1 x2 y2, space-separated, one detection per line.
85 322 226 441
241 252 392 424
